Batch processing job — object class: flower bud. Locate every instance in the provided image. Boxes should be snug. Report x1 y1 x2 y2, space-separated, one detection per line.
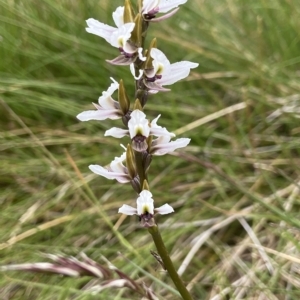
146 135 153 151
131 177 141 193
133 98 143 111
135 89 148 107
126 144 137 179
130 13 143 47
143 152 152 172
137 0 143 12
142 179 150 191
118 79 130 115
123 0 135 23
144 38 157 70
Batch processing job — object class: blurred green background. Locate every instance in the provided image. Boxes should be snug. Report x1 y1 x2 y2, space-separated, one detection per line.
1 0 300 299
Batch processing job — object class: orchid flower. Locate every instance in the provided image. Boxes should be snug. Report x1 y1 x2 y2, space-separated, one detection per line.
86 6 146 65
118 190 174 227
89 151 131 183
86 18 136 55
105 110 175 151
142 0 188 21
76 78 123 121
142 48 198 92
86 6 140 60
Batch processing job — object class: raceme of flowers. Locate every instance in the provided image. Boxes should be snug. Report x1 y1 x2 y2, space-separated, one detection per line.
78 0 197 226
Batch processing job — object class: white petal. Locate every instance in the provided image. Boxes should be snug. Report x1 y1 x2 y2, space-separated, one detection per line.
130 63 143 80
98 78 119 108
159 0 187 13
151 134 171 146
150 126 174 137
118 204 137 215
138 47 146 61
136 190 154 215
105 127 129 138
150 48 170 75
128 110 150 138
142 0 160 14
158 61 198 86
86 18 116 43
155 204 174 214
123 41 138 54
112 6 125 27
76 110 120 121
110 152 127 173
89 165 130 183
89 165 117 179
151 138 191 155
110 23 135 48
150 114 175 137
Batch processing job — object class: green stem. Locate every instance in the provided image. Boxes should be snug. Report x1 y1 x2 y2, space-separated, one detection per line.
148 225 194 300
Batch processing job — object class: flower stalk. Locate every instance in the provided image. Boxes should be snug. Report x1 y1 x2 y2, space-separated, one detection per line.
148 225 194 300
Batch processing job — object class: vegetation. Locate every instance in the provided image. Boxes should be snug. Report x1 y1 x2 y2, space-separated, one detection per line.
1 0 300 299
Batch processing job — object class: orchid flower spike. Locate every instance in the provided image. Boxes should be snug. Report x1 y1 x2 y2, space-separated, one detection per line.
105 109 175 152
142 0 188 22
77 78 123 121
142 48 199 93
118 190 174 227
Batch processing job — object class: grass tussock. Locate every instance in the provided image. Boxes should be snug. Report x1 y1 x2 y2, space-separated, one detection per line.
1 0 300 299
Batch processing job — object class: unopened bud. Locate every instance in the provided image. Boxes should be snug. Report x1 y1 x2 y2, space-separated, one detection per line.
143 152 152 172
137 0 143 12
142 179 150 191
124 0 135 23
126 144 137 179
144 38 157 70
133 99 143 111
135 89 148 107
131 177 141 193
146 135 153 151
131 13 143 47
118 80 130 115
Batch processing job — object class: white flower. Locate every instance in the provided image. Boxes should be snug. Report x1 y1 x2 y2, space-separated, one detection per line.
86 19 136 54
150 135 191 155
118 190 174 226
144 48 198 92
86 7 137 56
89 151 131 183
77 78 122 121
142 0 188 18
105 110 175 151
